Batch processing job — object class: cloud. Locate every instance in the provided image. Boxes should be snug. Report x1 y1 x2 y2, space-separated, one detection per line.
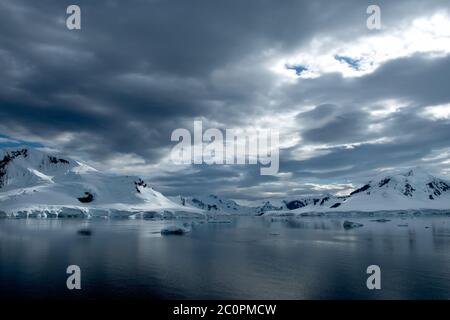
421 103 450 120
274 11 450 78
299 108 373 144
1 0 450 200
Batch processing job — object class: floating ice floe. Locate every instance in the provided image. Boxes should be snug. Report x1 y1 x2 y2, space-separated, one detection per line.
77 228 92 236
370 218 391 223
160 225 190 235
343 220 364 229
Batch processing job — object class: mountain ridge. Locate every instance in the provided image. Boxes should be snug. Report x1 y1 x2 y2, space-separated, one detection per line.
1 147 450 218
265 167 450 215
0 147 202 218
173 167 450 216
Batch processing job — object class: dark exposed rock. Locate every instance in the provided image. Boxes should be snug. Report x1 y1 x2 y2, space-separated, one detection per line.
320 196 330 205
426 181 450 197
134 178 148 193
350 184 371 195
190 198 219 211
0 149 28 188
378 178 391 187
192 198 204 207
427 182 441 196
403 183 415 197
77 192 94 203
256 201 283 214
439 181 450 191
286 200 305 210
48 156 69 164
330 202 341 208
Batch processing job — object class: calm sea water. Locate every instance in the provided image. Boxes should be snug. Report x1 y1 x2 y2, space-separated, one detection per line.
0 215 449 300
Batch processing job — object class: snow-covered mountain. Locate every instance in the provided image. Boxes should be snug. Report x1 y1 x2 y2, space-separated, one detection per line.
169 195 301 216
254 200 284 215
0 148 203 218
266 168 450 215
170 194 255 216
2 147 449 218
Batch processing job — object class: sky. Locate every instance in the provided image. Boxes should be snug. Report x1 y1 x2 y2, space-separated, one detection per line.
1 0 450 201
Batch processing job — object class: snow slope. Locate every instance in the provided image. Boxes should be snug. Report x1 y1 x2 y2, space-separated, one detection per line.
266 168 450 215
0 148 203 218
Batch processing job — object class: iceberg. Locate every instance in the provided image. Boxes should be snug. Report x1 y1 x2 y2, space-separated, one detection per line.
160 225 190 235
343 220 364 229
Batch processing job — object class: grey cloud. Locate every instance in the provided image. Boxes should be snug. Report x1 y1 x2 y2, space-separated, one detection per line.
302 113 369 144
1 0 450 199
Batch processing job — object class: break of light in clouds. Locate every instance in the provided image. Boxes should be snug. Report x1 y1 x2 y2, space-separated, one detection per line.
273 12 450 79
1 0 450 201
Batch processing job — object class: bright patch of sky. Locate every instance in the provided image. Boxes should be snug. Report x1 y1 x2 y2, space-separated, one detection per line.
421 103 450 120
274 12 450 78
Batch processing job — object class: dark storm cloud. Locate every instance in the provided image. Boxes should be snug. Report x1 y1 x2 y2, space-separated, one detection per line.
1 0 450 199
0 0 367 160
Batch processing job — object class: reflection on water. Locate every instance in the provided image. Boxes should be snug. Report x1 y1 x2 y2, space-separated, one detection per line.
0 216 449 300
